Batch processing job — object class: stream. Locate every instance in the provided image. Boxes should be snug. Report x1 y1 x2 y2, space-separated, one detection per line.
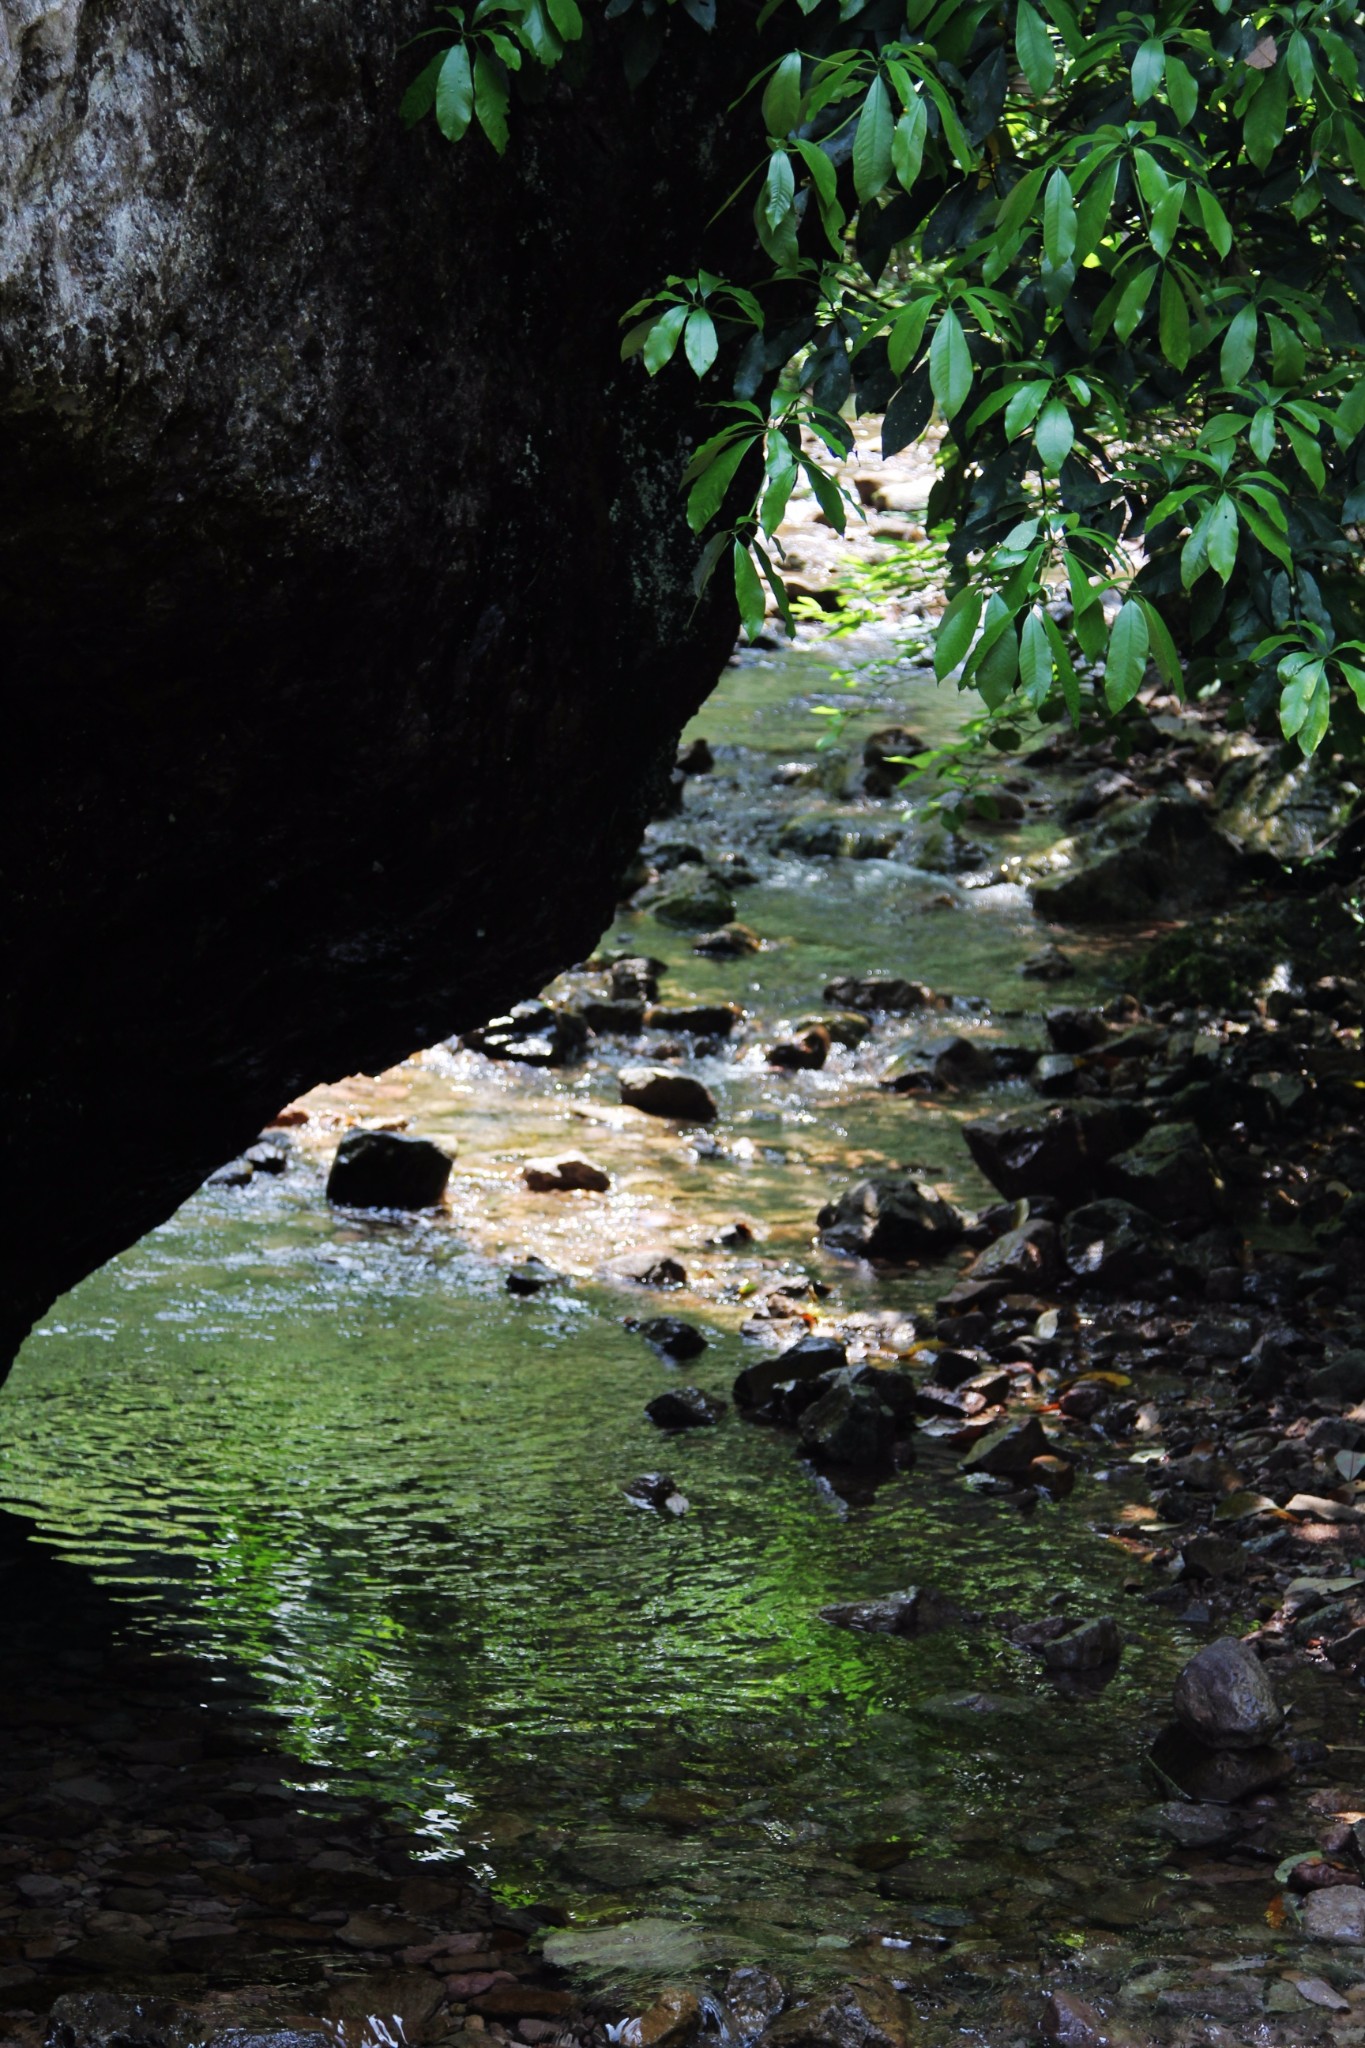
0 641 1344 2036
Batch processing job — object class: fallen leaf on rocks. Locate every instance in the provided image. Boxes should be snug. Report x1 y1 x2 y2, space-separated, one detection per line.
1286 1974 1352 2012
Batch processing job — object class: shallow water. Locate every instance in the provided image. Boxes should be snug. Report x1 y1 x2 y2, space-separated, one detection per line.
0 647 1290 2010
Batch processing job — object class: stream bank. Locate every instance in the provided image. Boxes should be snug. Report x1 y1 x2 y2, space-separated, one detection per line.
3 631 1365 2048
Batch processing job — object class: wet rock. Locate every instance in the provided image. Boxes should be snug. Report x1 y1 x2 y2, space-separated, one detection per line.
734 1334 847 1416
619 1066 719 1124
757 1979 910 2048
817 1176 965 1261
725 1966 786 2041
961 1219 1058 1293
326 1130 453 1209
610 956 665 1003
1033 1053 1080 1098
465 1001 589 1066
798 1378 897 1469
768 1028 830 1071
862 726 925 796
633 1317 707 1361
646 1003 743 1036
1060 1199 1171 1291
963 1102 1148 1204
1042 1617 1122 1671
1020 944 1076 982
624 1473 689 1515
1033 796 1242 923
1046 1007 1111 1053
961 1414 1050 1476
646 1387 722 1430
617 1252 688 1288
635 1988 702 2048
1031 1453 1076 1498
206 2035 331 2048
507 1256 558 1296
1040 1988 1140 2047
1174 1637 1282 1750
1062 769 1136 825
821 1586 963 1635
799 1010 872 1047
47 1994 200 2048
1303 1887 1365 1941
1180 1534 1247 1581
207 1157 256 1188
1149 1723 1294 1803
583 998 647 1033
1103 1122 1224 1226
1307 1349 1365 1403
650 875 737 929
522 1154 611 1193
823 976 943 1014
693 923 761 956
1139 1800 1242 1850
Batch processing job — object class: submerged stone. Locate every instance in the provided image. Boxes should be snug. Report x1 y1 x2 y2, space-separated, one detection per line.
817 1176 965 1261
619 1066 719 1123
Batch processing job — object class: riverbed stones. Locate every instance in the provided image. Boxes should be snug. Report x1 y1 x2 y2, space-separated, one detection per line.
1103 1122 1225 1226
735 1334 847 1416
647 1387 722 1430
817 1176 965 1260
757 1980 910 2048
522 1154 611 1193
1173 1637 1283 1748
1042 1616 1122 1671
1060 1199 1171 1290
798 1379 897 1469
650 875 737 928
326 1130 453 1209
620 1066 719 1123
1149 1724 1294 1802
960 1414 1049 1476
464 1002 588 1066
633 1317 708 1360
693 923 761 956
635 1987 703 2048
725 1967 786 2041
823 976 944 1014
963 1102 1148 1203
1303 1887 1365 1941
821 1587 962 1635
961 1219 1059 1293
1040 1989 1142 2048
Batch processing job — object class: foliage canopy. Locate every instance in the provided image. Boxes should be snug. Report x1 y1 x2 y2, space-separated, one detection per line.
406 0 1365 756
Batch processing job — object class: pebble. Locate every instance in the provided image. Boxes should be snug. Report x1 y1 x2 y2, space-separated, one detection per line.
521 1154 610 1193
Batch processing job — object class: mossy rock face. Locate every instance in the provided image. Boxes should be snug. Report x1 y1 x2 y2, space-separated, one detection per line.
1136 888 1360 1009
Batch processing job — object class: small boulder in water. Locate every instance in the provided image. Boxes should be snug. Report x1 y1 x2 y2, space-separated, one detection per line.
507 1256 557 1296
1042 1617 1122 1672
817 1176 965 1261
624 1473 688 1515
756 1980 910 2048
646 1388 723 1430
798 1377 897 1470
619 1066 718 1124
631 1316 707 1361
692 923 760 957
522 1154 611 1193
326 1130 453 1209
768 1028 829 1071
1173 1637 1282 1749
821 1586 963 1636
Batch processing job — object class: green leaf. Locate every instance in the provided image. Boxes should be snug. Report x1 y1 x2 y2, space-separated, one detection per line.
929 308 972 421
1149 180 1185 259
853 74 894 203
935 587 983 678
1074 158 1118 264
1280 656 1330 752
762 50 803 135
684 307 718 377
435 42 474 140
1267 312 1306 387
1249 405 1276 461
1335 378 1365 447
1285 28 1314 99
801 457 847 533
1207 493 1239 581
1196 185 1233 257
1133 148 1171 213
401 52 445 127
971 599 1020 708
1132 37 1165 106
892 98 927 192
1043 169 1078 268
760 445 799 536
1237 497 1294 568
1244 62 1288 172
644 305 689 375
1035 396 1074 472
1020 609 1053 703
1015 1 1056 97
888 297 935 376
1159 268 1191 370
765 150 796 231
1042 610 1084 723
1181 503 1212 586
1284 419 1326 489
734 541 766 641
544 0 582 38
686 436 753 533
1220 304 1257 386
1114 264 1158 343
1165 53 1198 126
472 50 509 152
1005 380 1051 438
1136 596 1184 696
1104 599 1150 712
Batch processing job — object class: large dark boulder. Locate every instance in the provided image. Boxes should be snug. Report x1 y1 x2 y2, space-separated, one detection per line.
0 3 767 1363
326 1130 452 1210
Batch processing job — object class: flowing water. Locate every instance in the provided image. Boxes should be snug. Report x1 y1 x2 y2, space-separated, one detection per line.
0 646 1317 2019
